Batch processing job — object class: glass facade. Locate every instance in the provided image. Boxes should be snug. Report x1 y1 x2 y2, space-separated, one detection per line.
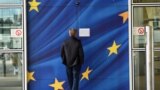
0 8 22 49
133 51 146 90
0 0 25 90
132 3 160 90
0 8 23 79
154 51 160 90
0 52 22 78
133 7 160 48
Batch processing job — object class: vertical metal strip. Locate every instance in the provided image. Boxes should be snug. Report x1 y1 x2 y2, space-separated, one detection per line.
23 0 27 90
129 0 133 90
151 26 154 90
146 26 153 90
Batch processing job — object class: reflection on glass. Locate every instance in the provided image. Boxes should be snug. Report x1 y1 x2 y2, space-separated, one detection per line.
154 31 160 47
133 7 160 48
0 8 22 28
0 8 22 49
134 0 160 3
154 52 160 90
0 0 22 4
0 52 22 79
133 34 146 48
134 51 146 90
133 7 146 48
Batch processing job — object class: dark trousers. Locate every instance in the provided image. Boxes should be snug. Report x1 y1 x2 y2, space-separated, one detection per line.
66 65 81 90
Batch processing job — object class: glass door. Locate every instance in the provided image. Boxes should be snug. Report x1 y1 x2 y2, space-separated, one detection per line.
0 0 27 90
132 5 160 90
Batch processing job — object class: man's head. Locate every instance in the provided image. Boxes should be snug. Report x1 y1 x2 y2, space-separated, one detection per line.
69 28 77 37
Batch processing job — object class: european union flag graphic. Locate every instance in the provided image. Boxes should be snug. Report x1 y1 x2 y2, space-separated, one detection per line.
27 0 129 90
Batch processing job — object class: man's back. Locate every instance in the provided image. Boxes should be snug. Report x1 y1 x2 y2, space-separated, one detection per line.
61 29 84 90
61 37 84 67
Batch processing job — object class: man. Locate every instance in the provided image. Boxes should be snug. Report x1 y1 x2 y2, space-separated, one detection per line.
61 28 84 90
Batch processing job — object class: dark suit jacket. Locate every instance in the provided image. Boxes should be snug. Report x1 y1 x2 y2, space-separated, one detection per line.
61 37 84 67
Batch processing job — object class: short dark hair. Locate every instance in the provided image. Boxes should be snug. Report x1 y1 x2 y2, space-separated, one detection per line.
69 28 77 37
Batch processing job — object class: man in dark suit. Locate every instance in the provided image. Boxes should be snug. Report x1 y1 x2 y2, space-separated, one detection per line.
61 28 84 90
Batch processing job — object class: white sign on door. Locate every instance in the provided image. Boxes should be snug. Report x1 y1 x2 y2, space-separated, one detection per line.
11 29 23 37
133 27 145 35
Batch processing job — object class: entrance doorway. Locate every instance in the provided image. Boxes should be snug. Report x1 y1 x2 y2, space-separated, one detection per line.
131 2 160 90
0 0 27 90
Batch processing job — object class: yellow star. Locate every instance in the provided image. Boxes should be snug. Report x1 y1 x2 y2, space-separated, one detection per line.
49 78 65 90
28 0 41 12
81 67 92 80
27 71 35 82
107 41 121 56
119 11 128 23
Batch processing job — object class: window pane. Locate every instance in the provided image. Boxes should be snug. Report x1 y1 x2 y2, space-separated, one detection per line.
133 51 146 90
154 51 160 90
133 7 160 48
0 0 22 4
0 52 22 79
0 8 22 49
0 8 22 28
134 0 160 3
132 7 146 48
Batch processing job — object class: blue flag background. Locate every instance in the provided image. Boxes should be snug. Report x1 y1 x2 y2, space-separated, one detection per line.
27 0 129 90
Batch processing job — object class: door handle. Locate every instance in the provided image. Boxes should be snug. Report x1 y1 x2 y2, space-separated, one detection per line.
145 26 154 90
